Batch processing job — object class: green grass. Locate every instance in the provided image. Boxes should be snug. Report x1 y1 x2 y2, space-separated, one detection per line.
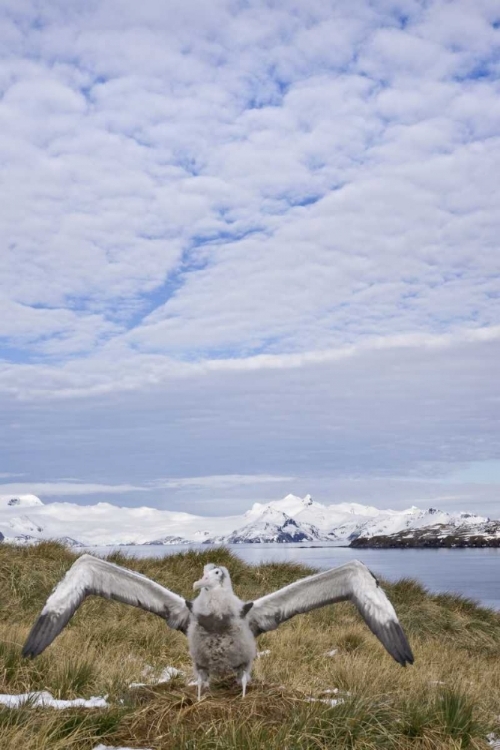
0 541 499 749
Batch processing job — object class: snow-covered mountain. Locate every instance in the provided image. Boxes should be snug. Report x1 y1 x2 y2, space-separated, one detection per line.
0 492 497 547
211 507 324 544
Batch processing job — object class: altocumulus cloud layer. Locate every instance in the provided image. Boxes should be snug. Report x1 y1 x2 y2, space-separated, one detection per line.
0 0 499 514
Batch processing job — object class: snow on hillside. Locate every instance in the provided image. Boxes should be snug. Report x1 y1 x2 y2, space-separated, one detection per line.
332 505 489 543
0 491 493 547
0 495 242 546
352 519 500 548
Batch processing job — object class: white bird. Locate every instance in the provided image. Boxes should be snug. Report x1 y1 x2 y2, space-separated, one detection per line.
22 555 414 699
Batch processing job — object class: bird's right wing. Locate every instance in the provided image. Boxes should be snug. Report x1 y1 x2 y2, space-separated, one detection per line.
246 560 414 666
23 554 191 658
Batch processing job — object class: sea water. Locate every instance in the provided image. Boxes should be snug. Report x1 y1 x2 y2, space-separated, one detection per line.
82 543 500 610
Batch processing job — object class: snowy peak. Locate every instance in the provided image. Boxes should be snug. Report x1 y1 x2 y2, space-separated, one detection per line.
246 493 320 519
1 494 44 509
217 506 322 544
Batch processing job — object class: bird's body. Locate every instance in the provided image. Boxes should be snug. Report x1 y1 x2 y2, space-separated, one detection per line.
22 555 414 699
188 581 256 697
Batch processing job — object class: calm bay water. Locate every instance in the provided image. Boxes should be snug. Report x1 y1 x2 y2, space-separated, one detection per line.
83 544 500 611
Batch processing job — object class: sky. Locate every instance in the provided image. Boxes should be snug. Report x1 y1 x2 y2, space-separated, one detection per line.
0 0 499 517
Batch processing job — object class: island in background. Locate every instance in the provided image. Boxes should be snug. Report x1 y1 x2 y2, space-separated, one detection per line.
351 522 500 548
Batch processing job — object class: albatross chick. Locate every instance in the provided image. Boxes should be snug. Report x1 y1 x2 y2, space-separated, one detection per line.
22 556 414 699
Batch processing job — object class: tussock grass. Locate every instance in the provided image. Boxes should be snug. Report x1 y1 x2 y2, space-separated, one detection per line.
0 541 499 749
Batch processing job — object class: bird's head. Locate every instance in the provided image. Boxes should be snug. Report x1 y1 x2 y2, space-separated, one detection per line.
193 564 232 592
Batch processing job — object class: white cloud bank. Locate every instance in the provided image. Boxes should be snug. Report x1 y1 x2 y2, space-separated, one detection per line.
0 0 499 515
0 474 292 496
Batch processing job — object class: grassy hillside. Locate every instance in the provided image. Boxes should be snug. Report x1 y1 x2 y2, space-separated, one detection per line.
0 542 499 749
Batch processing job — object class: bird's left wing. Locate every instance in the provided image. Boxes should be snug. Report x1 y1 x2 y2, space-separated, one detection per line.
22 554 191 658
245 560 413 666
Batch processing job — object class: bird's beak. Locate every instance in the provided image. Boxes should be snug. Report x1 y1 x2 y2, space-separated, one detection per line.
193 578 205 591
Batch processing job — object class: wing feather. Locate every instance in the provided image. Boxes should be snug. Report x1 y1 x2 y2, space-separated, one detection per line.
22 554 191 658
246 560 413 666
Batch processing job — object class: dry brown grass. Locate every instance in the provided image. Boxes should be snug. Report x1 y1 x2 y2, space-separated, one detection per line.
0 541 499 749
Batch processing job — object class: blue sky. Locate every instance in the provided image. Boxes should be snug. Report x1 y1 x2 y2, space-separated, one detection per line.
0 0 499 516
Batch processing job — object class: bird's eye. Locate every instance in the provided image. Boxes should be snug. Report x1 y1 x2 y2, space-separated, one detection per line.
215 570 220 575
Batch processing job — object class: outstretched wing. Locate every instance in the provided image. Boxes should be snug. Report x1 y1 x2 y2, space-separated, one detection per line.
23 554 191 658
246 560 413 666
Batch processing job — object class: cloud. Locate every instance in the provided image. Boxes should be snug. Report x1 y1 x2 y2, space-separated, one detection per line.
0 0 499 515
0 324 498 400
0 481 146 497
1 327 499 514
0 473 291 498
152 474 294 489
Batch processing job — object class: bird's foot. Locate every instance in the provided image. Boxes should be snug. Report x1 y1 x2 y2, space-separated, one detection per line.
196 675 209 701
240 671 250 699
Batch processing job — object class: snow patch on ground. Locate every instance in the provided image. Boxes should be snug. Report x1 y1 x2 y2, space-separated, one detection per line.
305 696 344 708
129 666 183 688
256 650 271 658
0 690 108 709
305 688 350 708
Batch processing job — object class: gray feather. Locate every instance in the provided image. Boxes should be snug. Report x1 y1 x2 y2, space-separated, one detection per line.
247 560 414 666
22 554 190 658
